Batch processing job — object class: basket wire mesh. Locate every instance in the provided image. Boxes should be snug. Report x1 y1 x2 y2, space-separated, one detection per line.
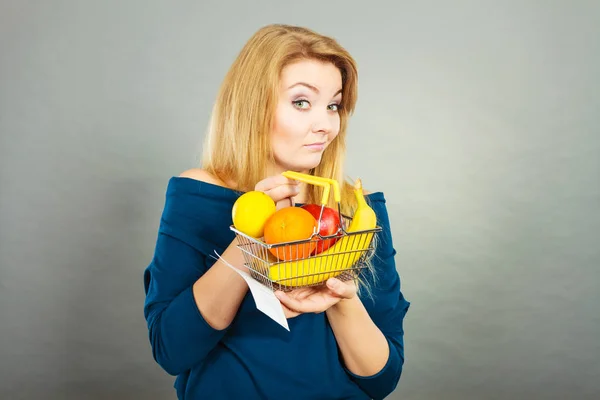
230 171 381 291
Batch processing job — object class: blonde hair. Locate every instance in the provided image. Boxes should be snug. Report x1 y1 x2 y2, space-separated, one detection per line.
201 24 360 215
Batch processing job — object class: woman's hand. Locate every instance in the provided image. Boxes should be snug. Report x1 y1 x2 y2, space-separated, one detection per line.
275 278 357 318
255 174 300 210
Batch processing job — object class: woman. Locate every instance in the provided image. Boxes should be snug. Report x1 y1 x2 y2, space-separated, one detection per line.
143 24 410 400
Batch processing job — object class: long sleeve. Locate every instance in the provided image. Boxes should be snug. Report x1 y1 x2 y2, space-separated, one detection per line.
143 232 229 376
142 177 240 376
343 193 411 399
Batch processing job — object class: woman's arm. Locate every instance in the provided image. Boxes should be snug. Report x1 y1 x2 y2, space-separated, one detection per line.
328 193 410 400
325 254 409 400
185 168 301 329
144 169 250 375
325 295 390 376
275 248 409 400
144 169 300 376
192 237 249 330
144 226 249 376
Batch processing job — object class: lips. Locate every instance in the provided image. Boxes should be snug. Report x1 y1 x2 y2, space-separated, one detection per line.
304 142 326 151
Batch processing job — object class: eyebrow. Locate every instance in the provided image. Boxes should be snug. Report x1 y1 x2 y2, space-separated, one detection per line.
288 82 343 97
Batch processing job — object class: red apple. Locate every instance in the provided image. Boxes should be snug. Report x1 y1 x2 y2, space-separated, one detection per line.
301 204 342 254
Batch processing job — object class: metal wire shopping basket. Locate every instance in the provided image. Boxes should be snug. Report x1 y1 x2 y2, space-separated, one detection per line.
230 171 382 291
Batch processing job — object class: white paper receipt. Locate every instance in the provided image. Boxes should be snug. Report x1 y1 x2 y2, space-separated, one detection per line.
213 252 289 331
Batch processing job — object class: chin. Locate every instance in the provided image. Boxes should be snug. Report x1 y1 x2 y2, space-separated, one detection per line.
278 153 324 173
296 157 323 172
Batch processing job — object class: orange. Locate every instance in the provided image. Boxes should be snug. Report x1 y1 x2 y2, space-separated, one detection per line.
264 207 317 261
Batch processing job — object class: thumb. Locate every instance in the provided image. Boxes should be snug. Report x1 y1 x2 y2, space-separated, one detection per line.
326 278 356 299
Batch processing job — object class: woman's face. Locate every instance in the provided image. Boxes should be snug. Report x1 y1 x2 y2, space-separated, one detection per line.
269 59 342 174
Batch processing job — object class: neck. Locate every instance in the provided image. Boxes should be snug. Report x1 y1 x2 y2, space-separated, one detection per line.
264 162 310 178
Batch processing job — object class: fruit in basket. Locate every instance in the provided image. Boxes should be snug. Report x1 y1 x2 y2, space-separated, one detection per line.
269 178 377 287
232 191 276 238
263 207 318 261
300 204 342 254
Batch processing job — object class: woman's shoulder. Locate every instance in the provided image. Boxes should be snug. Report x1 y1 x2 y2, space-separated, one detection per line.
157 169 241 253
178 168 227 186
164 168 242 203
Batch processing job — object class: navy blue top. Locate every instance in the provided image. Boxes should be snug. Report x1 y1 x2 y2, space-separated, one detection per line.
143 177 410 400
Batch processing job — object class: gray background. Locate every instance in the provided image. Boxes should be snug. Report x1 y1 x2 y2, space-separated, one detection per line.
1 1 599 399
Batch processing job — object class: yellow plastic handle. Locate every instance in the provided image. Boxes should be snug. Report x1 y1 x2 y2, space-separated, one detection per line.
282 171 341 205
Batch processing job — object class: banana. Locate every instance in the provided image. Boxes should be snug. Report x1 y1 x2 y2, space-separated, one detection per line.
268 178 378 287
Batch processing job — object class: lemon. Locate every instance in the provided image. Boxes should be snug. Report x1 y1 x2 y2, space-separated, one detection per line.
232 191 276 238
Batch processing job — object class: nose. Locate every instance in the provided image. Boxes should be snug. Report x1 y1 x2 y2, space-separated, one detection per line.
311 109 334 134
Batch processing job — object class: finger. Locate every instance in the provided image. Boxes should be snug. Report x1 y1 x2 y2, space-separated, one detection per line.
275 197 293 210
275 290 335 314
281 303 300 319
286 287 316 301
326 278 357 299
275 291 308 313
254 175 299 204
255 175 298 193
264 184 300 203
276 291 297 311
